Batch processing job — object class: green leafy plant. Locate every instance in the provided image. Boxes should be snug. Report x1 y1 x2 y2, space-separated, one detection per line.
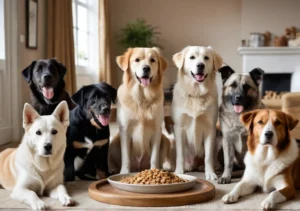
118 19 161 48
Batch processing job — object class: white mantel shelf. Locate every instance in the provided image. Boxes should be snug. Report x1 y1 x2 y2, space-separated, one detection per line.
238 47 300 75
238 47 300 55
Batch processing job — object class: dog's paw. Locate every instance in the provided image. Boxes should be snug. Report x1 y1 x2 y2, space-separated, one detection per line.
260 199 275 210
218 176 232 184
59 195 75 206
120 168 130 174
30 199 48 210
205 171 217 180
175 167 184 174
222 193 239 204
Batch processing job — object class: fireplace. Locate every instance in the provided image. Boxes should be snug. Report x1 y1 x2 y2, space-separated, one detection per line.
262 73 291 99
238 47 300 108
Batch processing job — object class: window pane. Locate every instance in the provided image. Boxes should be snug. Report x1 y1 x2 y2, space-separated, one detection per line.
73 28 78 65
77 30 88 66
72 2 76 28
77 5 87 32
78 0 87 3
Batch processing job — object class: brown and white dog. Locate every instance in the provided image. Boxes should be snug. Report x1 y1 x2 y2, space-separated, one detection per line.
108 47 175 174
222 109 300 210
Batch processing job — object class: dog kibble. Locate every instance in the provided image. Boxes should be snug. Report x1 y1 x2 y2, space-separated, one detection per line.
120 169 188 185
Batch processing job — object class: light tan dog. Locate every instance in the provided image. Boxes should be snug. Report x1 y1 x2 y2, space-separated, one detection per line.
108 47 175 174
223 109 300 210
0 102 73 210
172 46 223 180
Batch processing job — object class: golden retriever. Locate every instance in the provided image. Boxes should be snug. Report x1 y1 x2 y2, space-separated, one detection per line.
108 47 175 174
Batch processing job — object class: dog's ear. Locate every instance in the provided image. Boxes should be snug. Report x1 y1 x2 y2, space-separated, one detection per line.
50 59 67 78
152 47 168 73
52 101 69 128
173 49 185 70
249 68 264 86
218 65 235 84
22 61 37 83
72 86 86 107
240 110 259 130
116 48 132 71
208 46 223 72
23 103 40 131
97 82 117 104
283 112 299 131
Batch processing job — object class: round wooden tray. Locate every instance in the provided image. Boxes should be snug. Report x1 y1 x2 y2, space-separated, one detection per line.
88 179 215 207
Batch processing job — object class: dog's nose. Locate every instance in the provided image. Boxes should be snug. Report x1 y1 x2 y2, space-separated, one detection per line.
102 106 110 113
235 95 242 101
44 143 52 152
197 63 205 69
143 65 151 73
265 131 274 139
43 74 51 81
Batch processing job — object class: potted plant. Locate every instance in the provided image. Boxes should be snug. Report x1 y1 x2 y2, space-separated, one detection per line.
117 19 161 48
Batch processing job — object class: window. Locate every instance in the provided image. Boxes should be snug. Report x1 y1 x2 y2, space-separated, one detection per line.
72 0 98 75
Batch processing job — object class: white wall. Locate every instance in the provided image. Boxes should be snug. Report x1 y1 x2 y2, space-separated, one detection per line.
241 0 300 39
109 0 242 88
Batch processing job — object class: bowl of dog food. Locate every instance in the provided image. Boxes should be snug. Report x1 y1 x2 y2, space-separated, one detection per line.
107 168 197 194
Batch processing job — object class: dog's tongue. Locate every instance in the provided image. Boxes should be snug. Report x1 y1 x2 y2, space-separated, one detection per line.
98 115 110 126
234 105 244 113
141 77 150 86
42 87 54 99
195 74 205 82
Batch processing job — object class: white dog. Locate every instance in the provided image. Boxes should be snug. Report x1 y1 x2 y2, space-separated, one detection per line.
0 101 74 210
172 46 223 180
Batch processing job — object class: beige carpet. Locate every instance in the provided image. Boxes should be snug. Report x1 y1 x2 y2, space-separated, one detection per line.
0 172 299 210
1 124 299 210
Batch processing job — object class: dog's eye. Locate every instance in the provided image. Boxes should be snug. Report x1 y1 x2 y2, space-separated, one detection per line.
204 56 209 60
243 84 250 90
275 120 281 126
51 129 58 135
91 97 96 102
190 56 195 60
135 58 140 62
231 82 237 88
150 58 155 63
258 120 264 125
36 130 42 135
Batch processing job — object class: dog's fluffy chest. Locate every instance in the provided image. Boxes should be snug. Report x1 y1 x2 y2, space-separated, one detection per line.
244 142 298 192
172 83 217 118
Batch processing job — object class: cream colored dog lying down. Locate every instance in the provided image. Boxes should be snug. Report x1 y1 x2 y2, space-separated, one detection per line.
0 101 74 210
108 47 175 173
172 46 223 180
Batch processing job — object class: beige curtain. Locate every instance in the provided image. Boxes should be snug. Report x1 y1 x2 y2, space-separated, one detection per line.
99 0 115 87
47 0 77 94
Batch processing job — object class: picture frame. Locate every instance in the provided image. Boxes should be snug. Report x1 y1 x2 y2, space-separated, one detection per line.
26 0 38 49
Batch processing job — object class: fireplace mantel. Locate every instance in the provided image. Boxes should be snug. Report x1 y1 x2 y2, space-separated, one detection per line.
238 47 300 55
238 47 300 74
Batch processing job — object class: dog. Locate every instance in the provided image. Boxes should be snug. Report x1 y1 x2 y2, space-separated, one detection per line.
217 66 266 184
22 59 76 115
108 47 173 174
222 109 300 210
171 46 223 180
0 101 74 210
64 82 117 182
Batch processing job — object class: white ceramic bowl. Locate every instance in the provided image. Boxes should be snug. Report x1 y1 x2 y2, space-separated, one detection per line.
107 172 197 194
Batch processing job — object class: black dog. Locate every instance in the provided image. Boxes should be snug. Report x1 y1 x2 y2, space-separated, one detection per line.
64 82 117 182
22 59 76 115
